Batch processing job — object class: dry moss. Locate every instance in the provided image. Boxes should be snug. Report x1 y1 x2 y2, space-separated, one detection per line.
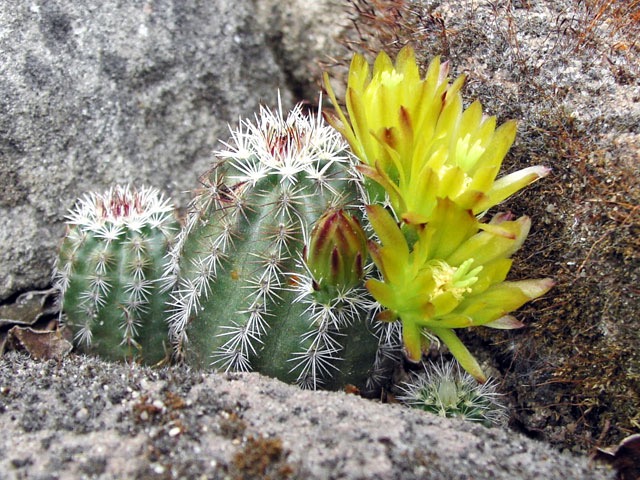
230 435 296 480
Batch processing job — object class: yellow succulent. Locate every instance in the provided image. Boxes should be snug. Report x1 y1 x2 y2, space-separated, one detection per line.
324 46 549 224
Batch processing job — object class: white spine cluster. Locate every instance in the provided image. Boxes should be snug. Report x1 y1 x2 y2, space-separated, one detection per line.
166 98 363 386
53 185 176 348
397 360 508 426
64 185 175 236
288 260 375 389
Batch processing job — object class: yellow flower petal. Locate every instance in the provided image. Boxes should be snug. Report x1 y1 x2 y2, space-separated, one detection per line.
430 327 487 383
476 165 551 213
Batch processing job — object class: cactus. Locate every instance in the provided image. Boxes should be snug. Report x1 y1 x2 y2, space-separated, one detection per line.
53 185 178 364
397 360 508 427
165 99 384 392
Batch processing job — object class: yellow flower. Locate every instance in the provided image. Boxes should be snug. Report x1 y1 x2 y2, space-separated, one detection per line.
365 200 554 382
324 46 549 223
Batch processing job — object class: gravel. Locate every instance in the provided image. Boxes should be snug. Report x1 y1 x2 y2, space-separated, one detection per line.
0 352 614 479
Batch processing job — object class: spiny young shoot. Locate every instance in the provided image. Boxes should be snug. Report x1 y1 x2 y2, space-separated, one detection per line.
397 359 508 427
53 185 178 364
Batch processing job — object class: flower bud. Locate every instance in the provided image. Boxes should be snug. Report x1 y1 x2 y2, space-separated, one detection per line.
305 209 367 292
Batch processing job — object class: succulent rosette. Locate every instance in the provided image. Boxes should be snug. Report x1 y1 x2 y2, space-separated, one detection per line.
324 45 549 224
365 199 553 382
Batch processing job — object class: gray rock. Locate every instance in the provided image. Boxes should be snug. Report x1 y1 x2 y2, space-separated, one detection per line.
0 352 614 479
0 0 292 300
253 0 349 99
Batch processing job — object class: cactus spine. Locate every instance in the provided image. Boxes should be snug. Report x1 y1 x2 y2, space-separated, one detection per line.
165 100 383 391
53 185 178 364
397 360 508 427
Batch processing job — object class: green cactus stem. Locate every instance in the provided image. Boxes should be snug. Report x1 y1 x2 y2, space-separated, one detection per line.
53 185 178 364
165 99 385 392
397 360 508 427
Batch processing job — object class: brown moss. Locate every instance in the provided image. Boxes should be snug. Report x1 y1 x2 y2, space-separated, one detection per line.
218 410 248 440
230 435 296 480
337 0 449 59
503 113 640 450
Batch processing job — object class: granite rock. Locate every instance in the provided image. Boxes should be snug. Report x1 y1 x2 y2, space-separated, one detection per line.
253 0 349 99
0 0 293 300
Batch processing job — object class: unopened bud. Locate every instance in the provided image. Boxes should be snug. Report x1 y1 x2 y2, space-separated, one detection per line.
305 209 367 292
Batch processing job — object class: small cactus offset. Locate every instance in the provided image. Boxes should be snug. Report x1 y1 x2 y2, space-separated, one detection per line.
53 185 178 364
397 360 508 427
165 99 383 392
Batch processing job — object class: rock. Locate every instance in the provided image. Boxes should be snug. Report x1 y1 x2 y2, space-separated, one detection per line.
0 352 615 479
253 0 349 99
0 0 292 300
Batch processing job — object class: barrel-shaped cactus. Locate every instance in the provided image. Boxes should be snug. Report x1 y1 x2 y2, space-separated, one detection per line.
165 100 384 392
53 185 178 364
